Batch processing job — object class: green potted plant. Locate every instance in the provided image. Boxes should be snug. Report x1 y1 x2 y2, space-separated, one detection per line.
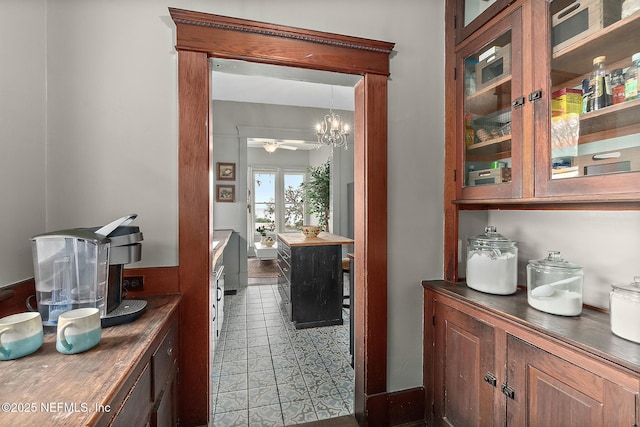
301 160 331 233
256 225 268 237
256 225 275 246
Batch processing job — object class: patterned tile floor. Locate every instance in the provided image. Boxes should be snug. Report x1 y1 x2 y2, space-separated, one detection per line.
211 281 354 426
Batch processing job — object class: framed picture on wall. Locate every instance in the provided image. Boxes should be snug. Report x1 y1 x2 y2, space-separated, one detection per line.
216 185 235 202
217 162 236 181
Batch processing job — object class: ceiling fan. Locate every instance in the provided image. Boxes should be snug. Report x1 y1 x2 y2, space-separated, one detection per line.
263 140 299 153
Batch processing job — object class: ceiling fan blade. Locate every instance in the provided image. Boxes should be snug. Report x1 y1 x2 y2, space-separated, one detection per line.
279 145 298 150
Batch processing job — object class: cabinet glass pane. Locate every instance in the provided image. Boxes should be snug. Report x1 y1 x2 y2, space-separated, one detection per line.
464 0 498 26
463 30 512 188
549 0 640 180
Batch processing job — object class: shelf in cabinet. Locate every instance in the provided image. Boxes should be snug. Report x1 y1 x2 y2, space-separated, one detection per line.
552 13 640 77
466 134 511 159
579 98 640 139
465 75 512 116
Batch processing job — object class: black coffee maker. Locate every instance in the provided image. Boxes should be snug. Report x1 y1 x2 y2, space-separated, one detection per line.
86 215 146 327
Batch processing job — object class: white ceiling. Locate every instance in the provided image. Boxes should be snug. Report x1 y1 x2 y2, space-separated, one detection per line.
211 58 359 111
211 58 360 150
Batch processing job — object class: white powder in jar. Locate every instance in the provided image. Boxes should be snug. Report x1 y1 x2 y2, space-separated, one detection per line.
466 251 517 295
610 291 640 343
528 290 582 316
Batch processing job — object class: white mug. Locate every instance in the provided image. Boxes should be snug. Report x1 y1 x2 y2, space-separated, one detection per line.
0 312 44 361
56 308 101 354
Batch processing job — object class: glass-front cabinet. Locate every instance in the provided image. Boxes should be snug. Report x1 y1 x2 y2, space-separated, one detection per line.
455 0 513 44
454 0 640 202
458 6 523 200
535 0 640 199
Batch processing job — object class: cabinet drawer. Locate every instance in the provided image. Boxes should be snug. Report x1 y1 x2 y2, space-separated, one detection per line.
277 257 291 281
152 320 178 402
110 362 152 427
150 364 178 427
277 239 291 258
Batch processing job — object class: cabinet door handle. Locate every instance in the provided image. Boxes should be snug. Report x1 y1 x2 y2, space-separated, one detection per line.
483 372 497 387
512 96 525 109
557 2 580 20
501 383 515 400
528 89 542 102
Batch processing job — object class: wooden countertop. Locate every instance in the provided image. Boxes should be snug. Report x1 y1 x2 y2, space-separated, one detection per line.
422 280 640 375
0 295 180 426
212 229 233 265
277 232 354 247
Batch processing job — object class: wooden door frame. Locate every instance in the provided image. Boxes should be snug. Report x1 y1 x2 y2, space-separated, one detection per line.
169 9 395 426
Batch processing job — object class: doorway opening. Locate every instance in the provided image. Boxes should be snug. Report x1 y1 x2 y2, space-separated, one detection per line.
171 8 394 425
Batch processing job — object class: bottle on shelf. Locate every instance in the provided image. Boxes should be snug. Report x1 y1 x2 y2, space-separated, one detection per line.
465 114 475 146
581 78 592 114
589 56 611 111
611 69 626 105
625 52 640 101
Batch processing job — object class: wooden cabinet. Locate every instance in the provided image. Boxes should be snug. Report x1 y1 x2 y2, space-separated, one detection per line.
110 318 179 427
444 0 640 281
506 335 636 426
455 0 513 44
277 235 345 329
432 300 496 425
457 4 524 200
0 296 180 427
450 0 640 202
424 281 640 427
534 2 640 199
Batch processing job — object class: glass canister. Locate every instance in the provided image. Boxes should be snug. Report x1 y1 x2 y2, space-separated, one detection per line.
466 226 518 295
610 277 640 344
527 251 583 316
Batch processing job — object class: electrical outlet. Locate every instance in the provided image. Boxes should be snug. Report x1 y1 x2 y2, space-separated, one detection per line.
123 275 144 291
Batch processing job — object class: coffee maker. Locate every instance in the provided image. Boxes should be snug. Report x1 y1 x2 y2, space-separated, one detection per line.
30 214 146 328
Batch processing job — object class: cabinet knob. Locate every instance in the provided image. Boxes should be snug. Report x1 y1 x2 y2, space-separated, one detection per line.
167 345 173 358
501 383 515 400
483 372 497 387
512 96 525 109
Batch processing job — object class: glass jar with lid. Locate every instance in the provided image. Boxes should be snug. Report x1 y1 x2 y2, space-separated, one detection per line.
610 277 640 344
527 251 583 316
466 226 518 295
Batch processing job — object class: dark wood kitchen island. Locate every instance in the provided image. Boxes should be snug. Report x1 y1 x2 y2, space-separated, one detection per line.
277 232 353 329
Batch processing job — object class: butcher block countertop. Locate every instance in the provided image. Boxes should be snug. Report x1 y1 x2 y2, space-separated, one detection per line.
0 295 180 426
277 232 354 247
212 229 233 265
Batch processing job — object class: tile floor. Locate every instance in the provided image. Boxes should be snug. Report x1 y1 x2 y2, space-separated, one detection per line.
210 280 354 426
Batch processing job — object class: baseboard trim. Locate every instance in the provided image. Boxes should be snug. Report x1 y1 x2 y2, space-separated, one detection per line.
361 387 425 426
388 387 425 426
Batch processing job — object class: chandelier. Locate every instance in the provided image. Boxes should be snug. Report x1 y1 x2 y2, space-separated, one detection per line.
315 110 350 149
315 87 350 149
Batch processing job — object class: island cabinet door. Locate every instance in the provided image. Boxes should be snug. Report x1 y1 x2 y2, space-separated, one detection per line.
505 334 638 427
433 300 497 426
290 244 342 327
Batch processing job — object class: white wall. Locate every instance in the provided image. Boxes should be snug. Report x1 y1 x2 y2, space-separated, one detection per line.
0 0 47 286
3 0 444 392
460 210 640 310
45 0 178 267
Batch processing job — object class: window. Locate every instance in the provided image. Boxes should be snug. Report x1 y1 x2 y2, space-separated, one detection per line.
251 168 306 240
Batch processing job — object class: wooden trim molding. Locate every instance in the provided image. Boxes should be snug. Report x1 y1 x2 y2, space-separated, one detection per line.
170 8 394 426
0 266 179 319
123 266 179 296
0 278 36 318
